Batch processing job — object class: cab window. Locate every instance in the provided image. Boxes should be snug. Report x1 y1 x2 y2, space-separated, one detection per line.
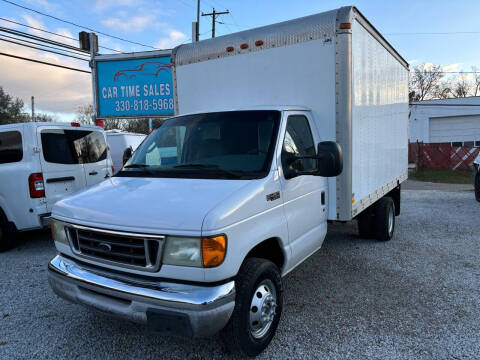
282 115 316 173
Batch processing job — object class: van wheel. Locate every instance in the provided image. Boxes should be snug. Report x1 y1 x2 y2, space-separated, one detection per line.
221 258 283 357
357 208 374 238
374 197 395 242
475 174 480 202
0 215 16 252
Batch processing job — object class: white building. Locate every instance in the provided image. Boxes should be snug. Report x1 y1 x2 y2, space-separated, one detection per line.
410 96 480 146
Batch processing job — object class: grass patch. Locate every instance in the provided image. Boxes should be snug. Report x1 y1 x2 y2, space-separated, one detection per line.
410 169 472 184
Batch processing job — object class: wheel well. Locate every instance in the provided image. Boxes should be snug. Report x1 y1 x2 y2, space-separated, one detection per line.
244 238 285 271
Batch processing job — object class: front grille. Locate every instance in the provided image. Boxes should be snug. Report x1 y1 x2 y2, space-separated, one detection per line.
67 225 163 271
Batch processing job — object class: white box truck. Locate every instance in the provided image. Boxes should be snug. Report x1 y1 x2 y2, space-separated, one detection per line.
48 7 408 356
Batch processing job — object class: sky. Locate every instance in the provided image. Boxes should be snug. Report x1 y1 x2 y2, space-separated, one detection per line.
1 0 480 121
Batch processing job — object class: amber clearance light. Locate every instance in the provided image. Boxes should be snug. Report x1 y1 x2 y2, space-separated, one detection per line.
202 235 227 268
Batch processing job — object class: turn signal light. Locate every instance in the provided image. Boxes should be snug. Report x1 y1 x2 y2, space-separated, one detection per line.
202 235 227 268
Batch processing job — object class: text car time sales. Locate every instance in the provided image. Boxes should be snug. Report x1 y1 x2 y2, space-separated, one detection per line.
101 83 171 99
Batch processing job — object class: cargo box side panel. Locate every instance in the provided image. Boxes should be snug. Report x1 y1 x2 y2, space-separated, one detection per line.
350 17 409 217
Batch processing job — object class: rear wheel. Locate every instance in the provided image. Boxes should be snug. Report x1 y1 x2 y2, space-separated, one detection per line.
0 214 16 252
475 174 480 202
374 197 395 242
221 258 283 357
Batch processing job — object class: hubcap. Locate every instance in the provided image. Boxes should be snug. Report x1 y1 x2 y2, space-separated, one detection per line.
388 205 394 235
249 279 277 339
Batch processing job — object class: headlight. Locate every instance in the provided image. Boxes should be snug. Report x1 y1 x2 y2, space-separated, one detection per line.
50 219 68 245
163 237 202 267
162 235 227 268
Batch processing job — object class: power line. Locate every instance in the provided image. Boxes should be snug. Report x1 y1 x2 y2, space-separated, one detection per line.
0 17 122 53
0 26 88 53
0 32 89 58
0 0 158 49
202 8 230 38
0 36 89 61
411 71 480 74
0 51 91 73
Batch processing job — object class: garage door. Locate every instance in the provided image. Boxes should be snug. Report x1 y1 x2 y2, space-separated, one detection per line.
429 115 480 143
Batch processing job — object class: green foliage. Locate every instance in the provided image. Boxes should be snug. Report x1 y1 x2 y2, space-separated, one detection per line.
0 86 28 125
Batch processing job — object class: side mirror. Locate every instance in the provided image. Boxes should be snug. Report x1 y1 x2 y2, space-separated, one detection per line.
316 141 343 177
282 141 343 179
122 146 133 165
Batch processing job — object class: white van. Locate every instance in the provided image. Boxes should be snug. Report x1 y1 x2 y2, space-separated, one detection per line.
105 130 146 174
48 7 408 356
0 122 112 251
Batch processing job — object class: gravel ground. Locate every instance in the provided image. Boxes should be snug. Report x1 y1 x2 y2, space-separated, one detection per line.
1 189 479 359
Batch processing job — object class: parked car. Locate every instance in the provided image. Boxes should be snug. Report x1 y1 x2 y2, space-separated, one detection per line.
105 130 146 174
0 122 112 251
474 152 480 202
48 6 409 357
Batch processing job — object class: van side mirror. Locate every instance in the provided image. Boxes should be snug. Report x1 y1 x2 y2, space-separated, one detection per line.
316 141 343 177
122 146 133 165
282 141 343 179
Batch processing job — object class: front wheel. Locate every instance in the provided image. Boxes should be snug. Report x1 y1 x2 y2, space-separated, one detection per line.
475 174 480 202
221 258 283 357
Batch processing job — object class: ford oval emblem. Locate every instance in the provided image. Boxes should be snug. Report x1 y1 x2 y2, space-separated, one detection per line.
98 243 112 252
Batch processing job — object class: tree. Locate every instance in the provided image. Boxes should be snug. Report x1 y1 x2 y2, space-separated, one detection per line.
0 86 28 125
409 64 444 102
472 66 480 96
75 103 94 124
451 73 471 98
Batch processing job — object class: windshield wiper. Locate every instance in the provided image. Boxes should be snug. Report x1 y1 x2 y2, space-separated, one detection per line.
122 163 156 175
173 163 244 178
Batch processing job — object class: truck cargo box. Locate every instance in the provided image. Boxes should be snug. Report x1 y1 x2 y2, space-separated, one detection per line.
172 6 409 221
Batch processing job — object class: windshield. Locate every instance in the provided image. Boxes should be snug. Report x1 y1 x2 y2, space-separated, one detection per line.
117 110 280 179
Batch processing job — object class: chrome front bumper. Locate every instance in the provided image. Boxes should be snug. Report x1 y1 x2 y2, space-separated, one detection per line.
48 255 235 337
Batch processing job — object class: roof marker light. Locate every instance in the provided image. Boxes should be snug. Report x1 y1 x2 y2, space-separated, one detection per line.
340 23 351 29
255 40 264 47
226 46 234 52
240 43 249 49
71 122 80 127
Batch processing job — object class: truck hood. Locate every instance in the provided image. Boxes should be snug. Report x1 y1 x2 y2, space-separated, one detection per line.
52 177 251 233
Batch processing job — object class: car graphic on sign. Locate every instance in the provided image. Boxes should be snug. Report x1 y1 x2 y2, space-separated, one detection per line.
113 61 172 82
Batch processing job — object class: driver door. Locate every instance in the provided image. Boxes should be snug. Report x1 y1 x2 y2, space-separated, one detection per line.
278 111 328 266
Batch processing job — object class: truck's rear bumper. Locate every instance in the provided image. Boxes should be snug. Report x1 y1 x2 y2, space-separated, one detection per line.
48 255 235 337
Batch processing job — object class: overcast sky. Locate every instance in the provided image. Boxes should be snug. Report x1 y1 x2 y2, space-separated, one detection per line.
1 0 480 121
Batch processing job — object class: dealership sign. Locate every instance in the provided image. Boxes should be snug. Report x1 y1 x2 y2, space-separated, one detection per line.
95 54 174 118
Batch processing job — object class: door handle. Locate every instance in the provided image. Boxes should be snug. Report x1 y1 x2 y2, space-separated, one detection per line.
89 171 98 176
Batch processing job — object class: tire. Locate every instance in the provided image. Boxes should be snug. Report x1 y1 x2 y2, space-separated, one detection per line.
357 208 374 238
220 258 283 357
475 174 480 202
374 197 395 242
0 213 16 252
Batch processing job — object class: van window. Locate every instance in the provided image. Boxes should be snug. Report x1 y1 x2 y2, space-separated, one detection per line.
41 129 107 164
282 115 316 172
0 131 23 164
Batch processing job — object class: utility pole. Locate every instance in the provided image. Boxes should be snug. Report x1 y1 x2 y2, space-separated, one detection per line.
31 96 35 122
202 8 229 38
196 0 200 41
